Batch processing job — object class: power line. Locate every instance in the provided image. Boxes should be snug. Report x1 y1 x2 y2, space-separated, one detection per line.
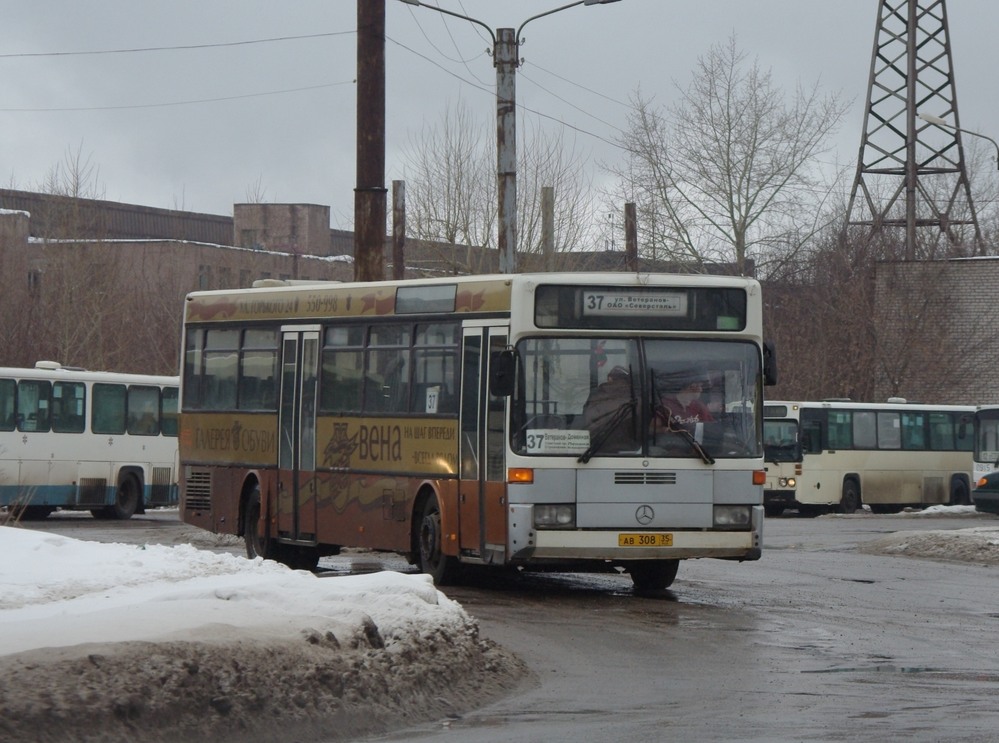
0 31 355 59
386 34 626 152
0 81 355 113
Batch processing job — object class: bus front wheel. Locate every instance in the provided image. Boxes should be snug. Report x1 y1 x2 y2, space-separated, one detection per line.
417 496 458 586
628 559 679 591
839 480 860 515
950 479 970 506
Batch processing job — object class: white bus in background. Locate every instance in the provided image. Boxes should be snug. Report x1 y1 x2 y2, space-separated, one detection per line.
0 362 179 520
763 399 974 516
972 405 999 481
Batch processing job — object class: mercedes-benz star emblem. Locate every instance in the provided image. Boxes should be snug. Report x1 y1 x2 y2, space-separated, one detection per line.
635 505 655 525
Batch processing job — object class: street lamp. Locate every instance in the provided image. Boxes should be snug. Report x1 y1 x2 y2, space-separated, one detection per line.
918 112 999 172
399 0 621 273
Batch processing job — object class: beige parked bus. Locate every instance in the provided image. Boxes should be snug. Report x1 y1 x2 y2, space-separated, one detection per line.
763 400 974 516
178 273 776 590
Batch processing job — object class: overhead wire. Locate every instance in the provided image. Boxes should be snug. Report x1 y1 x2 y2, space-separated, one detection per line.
0 81 356 113
0 31 355 58
0 19 629 152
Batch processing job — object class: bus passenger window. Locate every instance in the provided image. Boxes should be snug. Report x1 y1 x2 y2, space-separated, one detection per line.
92 383 127 435
52 381 86 433
0 379 15 431
17 380 51 433
128 386 162 436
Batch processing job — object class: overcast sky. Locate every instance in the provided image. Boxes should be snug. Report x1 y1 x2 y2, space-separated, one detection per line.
2 1 998 231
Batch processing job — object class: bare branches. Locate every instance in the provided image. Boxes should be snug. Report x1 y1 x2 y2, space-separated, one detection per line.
399 98 597 273
610 34 849 276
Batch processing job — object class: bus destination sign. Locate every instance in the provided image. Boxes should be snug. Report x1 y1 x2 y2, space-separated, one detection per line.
581 290 687 317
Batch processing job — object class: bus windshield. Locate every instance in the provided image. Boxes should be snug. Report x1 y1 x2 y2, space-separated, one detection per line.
511 337 761 460
763 418 801 463
975 407 999 470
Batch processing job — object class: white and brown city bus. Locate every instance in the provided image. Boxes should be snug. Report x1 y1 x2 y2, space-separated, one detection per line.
179 273 775 589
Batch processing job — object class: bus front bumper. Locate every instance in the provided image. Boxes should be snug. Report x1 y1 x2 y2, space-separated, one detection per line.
508 504 763 562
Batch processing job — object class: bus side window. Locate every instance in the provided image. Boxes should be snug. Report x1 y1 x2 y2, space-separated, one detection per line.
52 381 86 434
0 379 15 431
17 380 51 433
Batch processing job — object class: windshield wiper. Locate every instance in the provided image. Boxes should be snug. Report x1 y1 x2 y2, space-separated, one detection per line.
578 400 636 464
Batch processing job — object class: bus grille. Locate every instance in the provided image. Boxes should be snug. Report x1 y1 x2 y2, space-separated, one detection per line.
149 467 174 505
614 472 677 485
77 478 108 506
184 469 212 511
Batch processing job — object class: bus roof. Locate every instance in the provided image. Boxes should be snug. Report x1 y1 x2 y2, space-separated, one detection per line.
0 363 178 386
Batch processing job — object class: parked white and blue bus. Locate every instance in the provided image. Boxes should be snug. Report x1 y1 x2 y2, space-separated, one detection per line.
0 362 178 519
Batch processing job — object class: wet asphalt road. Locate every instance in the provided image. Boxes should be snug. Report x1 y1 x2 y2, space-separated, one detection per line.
21 509 999 742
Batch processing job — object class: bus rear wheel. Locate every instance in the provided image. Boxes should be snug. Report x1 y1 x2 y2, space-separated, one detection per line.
628 559 679 591
97 475 140 520
243 486 273 561
417 496 458 586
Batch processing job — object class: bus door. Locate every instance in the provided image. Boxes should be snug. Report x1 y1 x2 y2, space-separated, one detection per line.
276 327 320 545
459 325 508 565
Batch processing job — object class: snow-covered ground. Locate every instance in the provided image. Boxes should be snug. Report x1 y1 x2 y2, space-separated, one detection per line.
0 526 528 743
1 505 997 742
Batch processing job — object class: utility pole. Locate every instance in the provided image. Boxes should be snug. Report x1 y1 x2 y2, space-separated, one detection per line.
494 27 518 273
355 0 386 281
399 0 621 273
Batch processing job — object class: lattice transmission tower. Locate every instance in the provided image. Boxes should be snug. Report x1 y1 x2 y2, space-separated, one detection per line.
844 0 981 259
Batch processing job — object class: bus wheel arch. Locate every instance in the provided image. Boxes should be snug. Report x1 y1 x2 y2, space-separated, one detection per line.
839 476 861 515
950 475 970 506
413 487 459 586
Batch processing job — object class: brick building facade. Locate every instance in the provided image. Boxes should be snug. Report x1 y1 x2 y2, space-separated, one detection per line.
874 258 999 405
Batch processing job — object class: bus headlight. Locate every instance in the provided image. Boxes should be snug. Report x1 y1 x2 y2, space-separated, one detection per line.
713 505 752 529
534 504 575 528
778 477 796 488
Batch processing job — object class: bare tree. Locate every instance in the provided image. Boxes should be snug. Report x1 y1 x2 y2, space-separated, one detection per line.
244 175 269 204
610 34 849 276
38 142 105 200
400 98 597 274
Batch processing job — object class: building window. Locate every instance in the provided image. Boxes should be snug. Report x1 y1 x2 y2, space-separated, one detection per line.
198 265 212 290
27 270 41 295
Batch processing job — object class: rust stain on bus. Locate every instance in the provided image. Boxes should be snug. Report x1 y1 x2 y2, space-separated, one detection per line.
185 279 513 324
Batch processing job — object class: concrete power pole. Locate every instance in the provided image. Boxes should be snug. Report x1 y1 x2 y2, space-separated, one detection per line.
355 0 386 281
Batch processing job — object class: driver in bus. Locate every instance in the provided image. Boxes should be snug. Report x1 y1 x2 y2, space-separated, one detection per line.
582 365 638 452
659 375 714 427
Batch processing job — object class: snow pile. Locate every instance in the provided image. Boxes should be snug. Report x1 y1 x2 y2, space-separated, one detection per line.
0 527 529 743
860 524 999 564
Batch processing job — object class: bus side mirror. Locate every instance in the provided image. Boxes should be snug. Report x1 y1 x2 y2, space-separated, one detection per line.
489 350 516 397
763 340 778 386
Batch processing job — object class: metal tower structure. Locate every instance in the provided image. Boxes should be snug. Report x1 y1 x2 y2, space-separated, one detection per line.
845 0 981 259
